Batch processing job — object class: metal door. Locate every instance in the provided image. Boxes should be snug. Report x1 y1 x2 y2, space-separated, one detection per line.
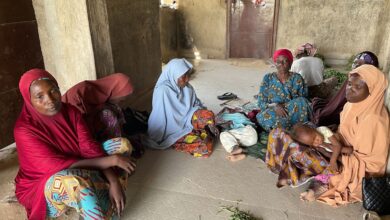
229 0 276 58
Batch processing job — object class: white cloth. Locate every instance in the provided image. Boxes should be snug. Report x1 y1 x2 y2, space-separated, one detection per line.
317 126 333 144
317 126 334 152
220 125 258 153
290 56 324 86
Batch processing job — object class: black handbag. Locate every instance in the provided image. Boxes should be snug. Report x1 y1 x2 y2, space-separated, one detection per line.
122 108 149 136
362 176 390 215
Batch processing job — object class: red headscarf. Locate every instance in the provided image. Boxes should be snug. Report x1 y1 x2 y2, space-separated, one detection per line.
273 49 294 64
14 69 105 220
62 73 134 115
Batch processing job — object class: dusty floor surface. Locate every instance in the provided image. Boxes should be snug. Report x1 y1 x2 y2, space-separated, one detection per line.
0 59 372 220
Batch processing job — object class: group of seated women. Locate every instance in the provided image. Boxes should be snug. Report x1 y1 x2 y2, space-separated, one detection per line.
264 49 389 207
13 48 389 219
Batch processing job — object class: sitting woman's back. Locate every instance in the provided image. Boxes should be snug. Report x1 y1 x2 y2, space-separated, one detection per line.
62 73 133 142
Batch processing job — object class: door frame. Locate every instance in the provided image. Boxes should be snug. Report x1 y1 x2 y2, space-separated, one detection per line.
225 0 280 59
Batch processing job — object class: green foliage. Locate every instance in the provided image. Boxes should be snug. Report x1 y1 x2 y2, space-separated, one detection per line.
323 69 348 89
314 53 325 62
345 55 355 71
219 202 262 220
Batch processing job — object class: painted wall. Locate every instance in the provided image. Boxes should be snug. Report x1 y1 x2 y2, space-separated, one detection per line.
0 0 43 148
178 0 227 59
374 1 390 72
106 0 161 110
276 0 390 69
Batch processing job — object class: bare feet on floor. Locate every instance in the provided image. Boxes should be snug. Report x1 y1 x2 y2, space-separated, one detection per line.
276 178 288 188
226 153 246 162
300 189 315 201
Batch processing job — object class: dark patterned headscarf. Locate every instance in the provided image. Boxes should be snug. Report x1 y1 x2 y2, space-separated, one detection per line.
352 51 379 69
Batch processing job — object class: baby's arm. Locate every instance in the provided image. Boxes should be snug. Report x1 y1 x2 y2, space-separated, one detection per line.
332 132 353 155
341 146 353 154
328 135 342 171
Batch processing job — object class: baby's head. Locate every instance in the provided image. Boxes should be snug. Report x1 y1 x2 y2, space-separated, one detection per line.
290 123 324 147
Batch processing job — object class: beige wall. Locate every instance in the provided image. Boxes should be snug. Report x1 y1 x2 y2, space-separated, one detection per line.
178 0 227 59
33 0 98 92
276 0 390 69
374 1 390 72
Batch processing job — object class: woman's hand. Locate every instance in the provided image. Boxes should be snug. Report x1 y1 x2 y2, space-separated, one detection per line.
112 155 136 174
109 180 126 217
274 104 288 117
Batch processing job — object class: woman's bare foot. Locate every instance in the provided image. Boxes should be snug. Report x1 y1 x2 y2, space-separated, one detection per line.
226 153 246 162
276 178 288 188
230 147 243 155
300 189 315 201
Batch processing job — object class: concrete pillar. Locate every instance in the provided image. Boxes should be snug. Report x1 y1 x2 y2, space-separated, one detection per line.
86 0 115 78
33 0 161 111
32 0 102 92
105 0 162 110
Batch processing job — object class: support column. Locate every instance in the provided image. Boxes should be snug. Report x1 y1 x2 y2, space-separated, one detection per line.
33 0 161 110
32 0 114 92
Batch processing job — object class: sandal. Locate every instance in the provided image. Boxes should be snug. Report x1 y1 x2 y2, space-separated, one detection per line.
217 92 237 100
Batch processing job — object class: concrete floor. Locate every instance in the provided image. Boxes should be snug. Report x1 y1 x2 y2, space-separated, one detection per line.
0 59 368 220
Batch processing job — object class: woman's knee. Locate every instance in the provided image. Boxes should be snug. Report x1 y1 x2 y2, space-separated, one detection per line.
46 170 91 203
243 126 258 146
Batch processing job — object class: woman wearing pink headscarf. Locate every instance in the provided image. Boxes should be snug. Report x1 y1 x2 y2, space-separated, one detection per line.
14 69 135 219
256 49 311 131
62 73 134 142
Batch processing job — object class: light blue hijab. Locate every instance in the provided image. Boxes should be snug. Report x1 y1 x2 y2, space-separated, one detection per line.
146 58 202 149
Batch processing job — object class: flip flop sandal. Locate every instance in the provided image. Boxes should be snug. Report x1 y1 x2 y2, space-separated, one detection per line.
217 92 237 100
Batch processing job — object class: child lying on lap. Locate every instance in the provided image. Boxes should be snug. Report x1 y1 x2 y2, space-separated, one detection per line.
290 123 353 201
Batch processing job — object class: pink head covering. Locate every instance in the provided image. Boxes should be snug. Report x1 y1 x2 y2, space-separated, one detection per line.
19 69 58 110
295 43 317 57
273 49 294 64
15 69 105 219
62 73 134 115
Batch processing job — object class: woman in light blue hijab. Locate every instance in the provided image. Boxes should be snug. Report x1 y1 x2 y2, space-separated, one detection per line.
146 58 216 158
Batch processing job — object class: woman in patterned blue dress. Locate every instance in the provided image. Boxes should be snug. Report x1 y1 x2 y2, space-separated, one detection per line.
256 49 311 131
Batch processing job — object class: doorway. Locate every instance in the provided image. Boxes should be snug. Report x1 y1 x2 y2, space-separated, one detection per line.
227 0 278 59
